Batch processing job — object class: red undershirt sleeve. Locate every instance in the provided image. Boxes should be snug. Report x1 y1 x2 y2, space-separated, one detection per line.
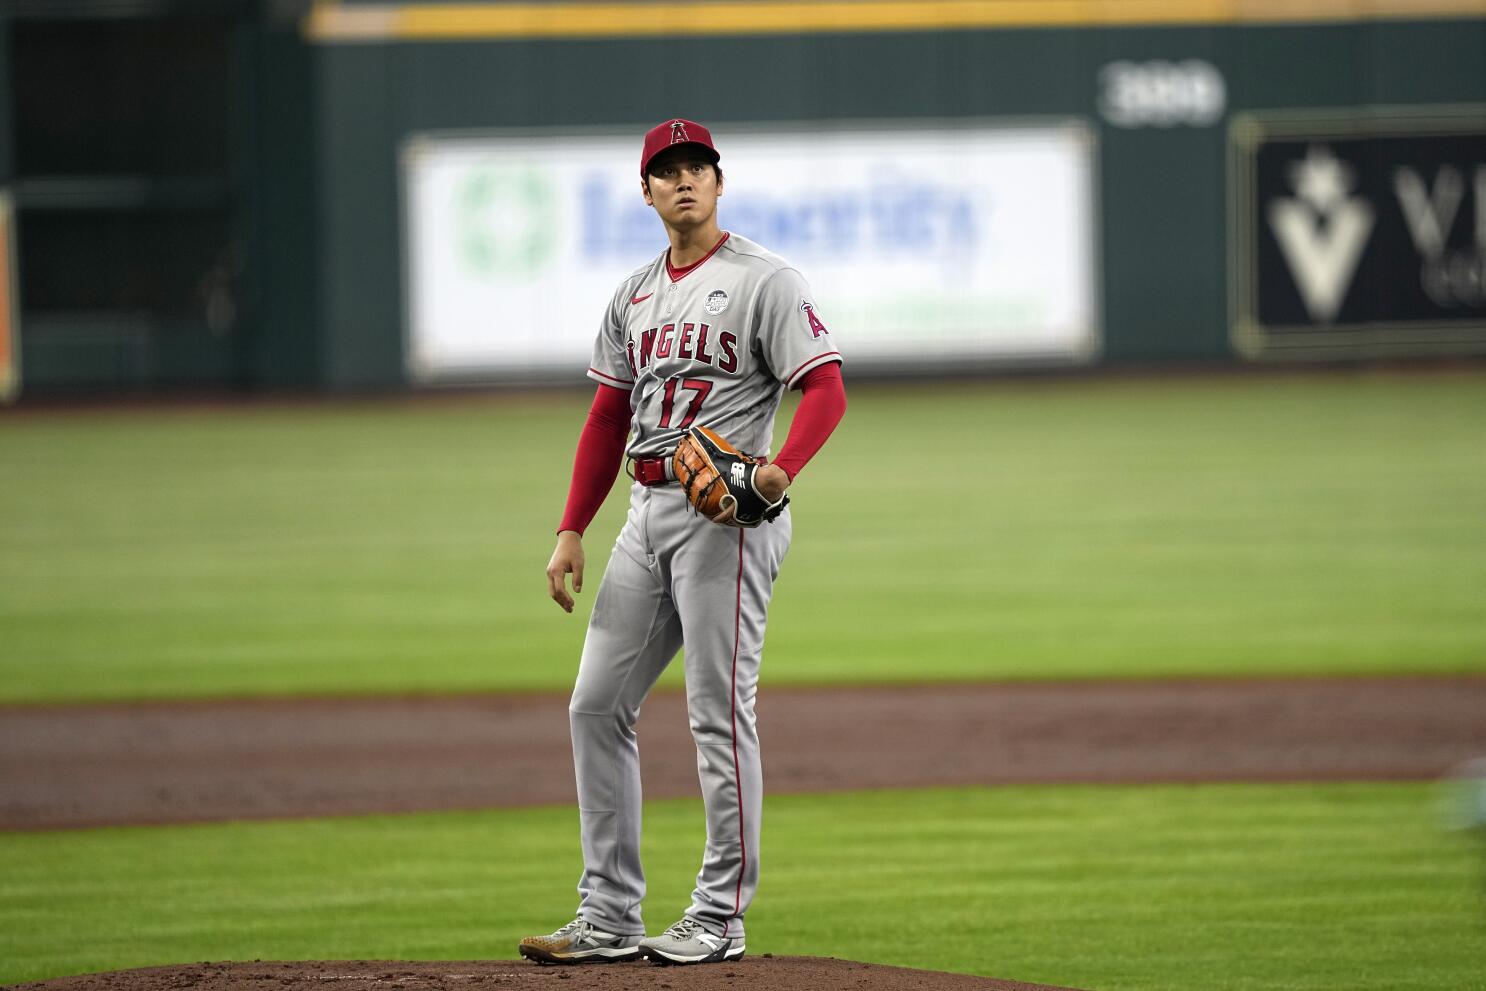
557 384 634 536
771 361 846 481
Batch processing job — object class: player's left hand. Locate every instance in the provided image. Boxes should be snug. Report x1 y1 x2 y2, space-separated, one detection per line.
754 464 790 504
712 464 789 525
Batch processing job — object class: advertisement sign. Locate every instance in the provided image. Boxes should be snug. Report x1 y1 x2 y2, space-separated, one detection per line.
1230 110 1486 359
403 121 1099 382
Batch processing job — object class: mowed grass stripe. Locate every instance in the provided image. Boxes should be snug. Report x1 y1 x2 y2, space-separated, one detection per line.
1 783 1482 990
2 370 1484 702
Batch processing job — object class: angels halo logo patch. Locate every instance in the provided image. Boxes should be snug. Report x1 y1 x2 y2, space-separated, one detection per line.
705 290 729 315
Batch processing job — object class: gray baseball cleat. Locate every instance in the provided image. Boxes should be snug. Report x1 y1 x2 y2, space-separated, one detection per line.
517 918 642 964
639 917 746 965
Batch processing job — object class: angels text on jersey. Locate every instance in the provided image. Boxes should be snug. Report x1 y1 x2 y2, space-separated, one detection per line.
588 233 841 459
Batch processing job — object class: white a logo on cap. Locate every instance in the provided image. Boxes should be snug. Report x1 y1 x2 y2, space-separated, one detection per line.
670 120 689 144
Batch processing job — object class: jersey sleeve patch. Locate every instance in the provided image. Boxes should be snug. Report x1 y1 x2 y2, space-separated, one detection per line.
801 301 830 338
753 266 843 388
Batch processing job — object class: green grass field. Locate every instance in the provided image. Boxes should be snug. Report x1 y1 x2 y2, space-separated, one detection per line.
3 784 1482 990
2 369 1483 702
4 369 1485 991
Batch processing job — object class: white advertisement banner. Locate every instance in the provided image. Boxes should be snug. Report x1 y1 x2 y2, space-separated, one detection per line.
403 120 1099 381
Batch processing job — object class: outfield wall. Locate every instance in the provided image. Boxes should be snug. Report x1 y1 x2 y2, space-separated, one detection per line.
3 3 1484 392
303 5 1486 387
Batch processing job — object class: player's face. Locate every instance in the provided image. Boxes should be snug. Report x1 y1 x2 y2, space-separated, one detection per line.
642 153 722 231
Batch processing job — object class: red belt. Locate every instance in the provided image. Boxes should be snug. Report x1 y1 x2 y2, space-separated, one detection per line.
631 450 769 487
630 456 675 487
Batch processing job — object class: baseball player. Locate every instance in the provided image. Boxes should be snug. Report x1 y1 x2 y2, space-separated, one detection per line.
519 119 847 966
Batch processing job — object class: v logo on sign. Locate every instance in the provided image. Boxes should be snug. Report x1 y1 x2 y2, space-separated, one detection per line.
1266 144 1375 324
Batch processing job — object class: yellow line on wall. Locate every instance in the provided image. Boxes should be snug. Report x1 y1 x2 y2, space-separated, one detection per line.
305 0 1486 42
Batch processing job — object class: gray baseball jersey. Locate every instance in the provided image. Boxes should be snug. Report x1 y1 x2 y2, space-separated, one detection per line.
586 232 841 460
568 231 841 945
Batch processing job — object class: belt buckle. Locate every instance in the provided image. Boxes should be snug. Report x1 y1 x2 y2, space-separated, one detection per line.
630 456 670 487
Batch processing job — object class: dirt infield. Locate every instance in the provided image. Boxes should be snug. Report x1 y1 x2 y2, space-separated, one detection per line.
4 676 1484 831
1 958 1090 991
5 676 1484 991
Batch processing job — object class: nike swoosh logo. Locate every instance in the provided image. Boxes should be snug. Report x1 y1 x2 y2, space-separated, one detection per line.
630 293 654 305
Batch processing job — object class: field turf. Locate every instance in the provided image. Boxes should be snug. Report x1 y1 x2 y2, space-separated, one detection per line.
4 370 1485 991
2 369 1483 702
2 784 1482 990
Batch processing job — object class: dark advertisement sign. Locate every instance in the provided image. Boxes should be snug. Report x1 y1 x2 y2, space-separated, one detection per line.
1231 111 1486 359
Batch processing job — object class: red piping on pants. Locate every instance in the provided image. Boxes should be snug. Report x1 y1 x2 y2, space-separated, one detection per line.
730 528 746 919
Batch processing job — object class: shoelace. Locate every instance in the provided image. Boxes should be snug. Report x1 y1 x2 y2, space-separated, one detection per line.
558 919 592 940
662 919 706 940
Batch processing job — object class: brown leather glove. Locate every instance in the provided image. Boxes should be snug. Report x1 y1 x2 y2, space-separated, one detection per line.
673 426 789 528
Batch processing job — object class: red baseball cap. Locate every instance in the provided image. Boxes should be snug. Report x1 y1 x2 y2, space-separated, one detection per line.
640 118 720 177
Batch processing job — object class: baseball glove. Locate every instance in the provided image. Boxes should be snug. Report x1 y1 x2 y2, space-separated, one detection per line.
673 426 789 528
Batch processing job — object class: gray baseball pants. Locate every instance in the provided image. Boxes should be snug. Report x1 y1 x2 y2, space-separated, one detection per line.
568 481 790 941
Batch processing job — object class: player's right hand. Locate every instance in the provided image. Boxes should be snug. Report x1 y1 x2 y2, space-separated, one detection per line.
546 530 585 613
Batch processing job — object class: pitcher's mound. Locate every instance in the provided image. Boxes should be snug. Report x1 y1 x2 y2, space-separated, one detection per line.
5 959 1090 991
